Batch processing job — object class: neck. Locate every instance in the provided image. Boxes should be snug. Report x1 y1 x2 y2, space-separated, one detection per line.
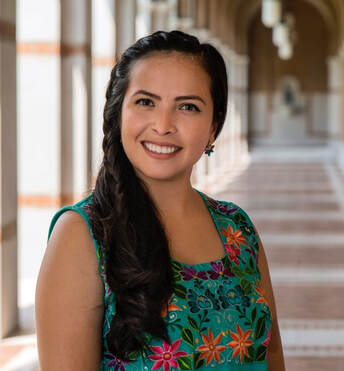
137 171 200 220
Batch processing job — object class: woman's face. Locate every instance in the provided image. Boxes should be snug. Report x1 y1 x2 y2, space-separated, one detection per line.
120 51 216 184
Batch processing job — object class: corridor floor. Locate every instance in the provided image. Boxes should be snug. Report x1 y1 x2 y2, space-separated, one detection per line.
1 145 344 370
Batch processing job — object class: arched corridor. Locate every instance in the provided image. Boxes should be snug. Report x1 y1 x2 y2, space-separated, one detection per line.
1 0 344 370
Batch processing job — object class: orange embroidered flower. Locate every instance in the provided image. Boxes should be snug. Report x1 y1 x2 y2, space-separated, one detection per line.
254 281 269 306
161 295 182 317
220 224 248 249
196 328 226 365
227 324 254 362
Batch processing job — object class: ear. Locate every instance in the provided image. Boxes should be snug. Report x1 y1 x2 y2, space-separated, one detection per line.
209 123 218 143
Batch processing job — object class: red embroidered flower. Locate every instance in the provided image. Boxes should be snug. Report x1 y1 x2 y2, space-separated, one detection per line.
148 339 188 371
225 243 241 265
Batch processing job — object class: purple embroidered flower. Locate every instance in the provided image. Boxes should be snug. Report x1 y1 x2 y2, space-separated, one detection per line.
181 266 208 281
206 197 238 215
207 261 234 279
104 352 127 370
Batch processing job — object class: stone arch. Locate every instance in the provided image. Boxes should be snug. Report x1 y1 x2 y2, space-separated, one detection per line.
231 0 340 56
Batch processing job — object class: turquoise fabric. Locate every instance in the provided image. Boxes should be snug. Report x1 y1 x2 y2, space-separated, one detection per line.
47 189 272 370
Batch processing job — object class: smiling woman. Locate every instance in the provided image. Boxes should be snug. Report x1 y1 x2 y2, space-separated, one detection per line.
35 30 285 371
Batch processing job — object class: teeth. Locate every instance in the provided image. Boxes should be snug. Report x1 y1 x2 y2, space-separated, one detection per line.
143 142 179 154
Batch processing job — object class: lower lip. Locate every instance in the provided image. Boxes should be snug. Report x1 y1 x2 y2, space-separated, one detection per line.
141 143 182 159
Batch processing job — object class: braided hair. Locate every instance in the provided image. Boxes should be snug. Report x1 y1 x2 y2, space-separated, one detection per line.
88 30 228 362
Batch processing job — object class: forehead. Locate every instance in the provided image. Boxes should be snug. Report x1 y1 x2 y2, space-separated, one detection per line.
127 52 211 96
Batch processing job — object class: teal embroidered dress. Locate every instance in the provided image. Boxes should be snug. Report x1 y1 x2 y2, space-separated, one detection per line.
47 189 272 371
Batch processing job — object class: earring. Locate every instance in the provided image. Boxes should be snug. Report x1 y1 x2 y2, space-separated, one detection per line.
204 142 215 156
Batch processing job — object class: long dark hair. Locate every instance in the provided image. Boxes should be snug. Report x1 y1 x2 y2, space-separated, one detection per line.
88 30 228 362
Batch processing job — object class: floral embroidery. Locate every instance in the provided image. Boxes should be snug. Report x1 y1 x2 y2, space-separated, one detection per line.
69 191 272 369
196 329 226 365
187 288 214 313
217 283 250 309
220 224 249 249
262 328 271 348
206 197 239 215
148 339 188 370
227 324 254 362
254 280 270 306
181 266 208 281
161 294 182 318
207 260 234 279
104 352 127 370
225 243 241 265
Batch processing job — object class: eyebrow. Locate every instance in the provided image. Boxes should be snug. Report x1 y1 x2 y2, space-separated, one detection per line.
132 89 206 105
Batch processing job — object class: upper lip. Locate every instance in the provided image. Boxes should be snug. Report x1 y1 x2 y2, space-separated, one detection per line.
142 140 182 148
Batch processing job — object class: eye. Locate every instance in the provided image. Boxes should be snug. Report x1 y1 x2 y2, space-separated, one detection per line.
180 103 201 112
135 98 154 106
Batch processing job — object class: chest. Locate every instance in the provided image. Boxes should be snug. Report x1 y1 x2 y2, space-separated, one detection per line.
164 212 226 265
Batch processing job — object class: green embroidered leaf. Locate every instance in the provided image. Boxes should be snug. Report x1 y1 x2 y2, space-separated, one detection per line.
177 356 193 370
187 316 199 331
244 267 255 276
174 284 187 299
244 345 255 363
240 278 252 295
128 350 141 360
181 328 194 347
249 256 255 270
255 316 266 339
171 261 183 272
232 266 245 278
251 307 257 323
173 271 182 282
194 351 205 369
256 345 267 361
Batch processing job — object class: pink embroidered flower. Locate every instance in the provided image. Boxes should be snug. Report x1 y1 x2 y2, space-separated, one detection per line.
262 328 271 348
225 243 241 265
148 339 188 371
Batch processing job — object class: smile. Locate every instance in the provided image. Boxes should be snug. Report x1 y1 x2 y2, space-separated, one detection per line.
141 141 182 159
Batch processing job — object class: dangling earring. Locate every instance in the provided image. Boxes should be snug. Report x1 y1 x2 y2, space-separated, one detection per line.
204 142 215 156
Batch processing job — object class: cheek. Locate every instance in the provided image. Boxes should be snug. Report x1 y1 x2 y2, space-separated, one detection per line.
121 108 144 140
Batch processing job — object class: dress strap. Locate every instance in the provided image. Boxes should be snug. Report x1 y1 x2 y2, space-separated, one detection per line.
47 194 107 287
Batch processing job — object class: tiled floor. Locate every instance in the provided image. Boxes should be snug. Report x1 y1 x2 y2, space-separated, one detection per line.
1 144 344 370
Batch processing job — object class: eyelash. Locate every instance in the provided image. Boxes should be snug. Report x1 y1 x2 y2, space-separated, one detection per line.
135 98 201 112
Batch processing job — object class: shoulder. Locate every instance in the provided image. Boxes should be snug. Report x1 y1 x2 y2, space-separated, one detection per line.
45 193 105 285
201 191 261 258
202 191 256 229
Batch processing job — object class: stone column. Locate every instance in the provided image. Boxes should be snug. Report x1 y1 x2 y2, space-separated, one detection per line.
61 0 92 204
0 0 18 338
176 0 194 32
115 0 136 58
195 0 209 29
236 54 250 161
327 56 342 149
150 0 171 32
92 0 116 185
337 49 344 172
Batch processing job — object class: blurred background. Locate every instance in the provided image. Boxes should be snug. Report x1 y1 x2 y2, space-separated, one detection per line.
1 0 344 370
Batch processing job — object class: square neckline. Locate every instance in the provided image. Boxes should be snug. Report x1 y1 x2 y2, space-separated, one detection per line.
170 188 228 268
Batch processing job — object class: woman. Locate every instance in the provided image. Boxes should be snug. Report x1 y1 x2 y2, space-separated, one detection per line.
35 30 285 370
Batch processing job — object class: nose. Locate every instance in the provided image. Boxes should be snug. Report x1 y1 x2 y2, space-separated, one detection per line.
151 108 176 135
